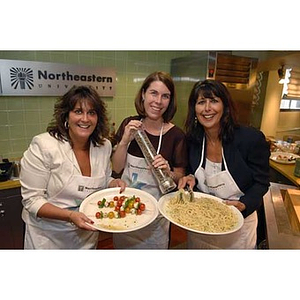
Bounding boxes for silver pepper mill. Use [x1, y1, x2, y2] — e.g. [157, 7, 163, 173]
[134, 127, 177, 194]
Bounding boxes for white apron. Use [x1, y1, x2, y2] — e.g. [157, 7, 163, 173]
[188, 138, 257, 249]
[113, 130, 170, 249]
[24, 173, 106, 249]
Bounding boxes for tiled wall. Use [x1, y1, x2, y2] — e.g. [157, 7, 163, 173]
[0, 50, 191, 159]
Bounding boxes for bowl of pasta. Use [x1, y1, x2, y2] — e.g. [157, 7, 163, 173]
[158, 190, 244, 235]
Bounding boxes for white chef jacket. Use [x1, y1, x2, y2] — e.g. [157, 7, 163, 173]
[20, 132, 115, 248]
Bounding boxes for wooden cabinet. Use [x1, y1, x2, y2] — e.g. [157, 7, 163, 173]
[0, 187, 24, 249]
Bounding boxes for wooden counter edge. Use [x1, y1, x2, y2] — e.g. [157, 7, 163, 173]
[0, 179, 21, 190]
[269, 159, 300, 187]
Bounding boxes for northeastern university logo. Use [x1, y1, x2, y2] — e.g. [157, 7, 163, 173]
[10, 67, 34, 90]
[0, 59, 116, 96]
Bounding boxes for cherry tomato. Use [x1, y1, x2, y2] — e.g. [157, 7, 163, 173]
[137, 209, 142, 215]
[135, 197, 140, 202]
[117, 200, 123, 207]
[120, 211, 126, 218]
[115, 206, 120, 211]
[109, 201, 115, 208]
[139, 203, 146, 211]
[120, 196, 126, 201]
[108, 211, 114, 219]
[95, 212, 101, 219]
[97, 200, 102, 206]
[113, 196, 119, 201]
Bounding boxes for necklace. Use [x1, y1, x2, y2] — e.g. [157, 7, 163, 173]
[205, 134, 222, 162]
[205, 134, 220, 147]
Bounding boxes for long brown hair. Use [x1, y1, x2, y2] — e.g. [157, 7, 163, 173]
[47, 85, 109, 146]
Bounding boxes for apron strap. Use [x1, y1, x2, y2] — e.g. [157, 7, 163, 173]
[201, 136, 226, 171]
[141, 118, 164, 155]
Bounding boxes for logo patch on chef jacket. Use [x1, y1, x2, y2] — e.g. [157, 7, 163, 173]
[78, 185, 84, 191]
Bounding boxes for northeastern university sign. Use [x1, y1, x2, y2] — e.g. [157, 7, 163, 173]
[0, 59, 116, 96]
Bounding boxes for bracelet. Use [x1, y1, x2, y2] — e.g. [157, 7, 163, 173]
[68, 211, 74, 223]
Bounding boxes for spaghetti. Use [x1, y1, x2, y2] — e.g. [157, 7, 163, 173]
[165, 193, 239, 233]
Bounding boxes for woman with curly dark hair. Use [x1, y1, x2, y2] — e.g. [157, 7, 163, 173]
[178, 80, 270, 249]
[20, 85, 126, 249]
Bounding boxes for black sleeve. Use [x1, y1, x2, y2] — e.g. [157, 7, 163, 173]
[170, 128, 188, 169]
[238, 130, 270, 218]
[186, 137, 203, 175]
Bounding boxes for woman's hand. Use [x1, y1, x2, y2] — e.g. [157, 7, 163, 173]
[119, 120, 142, 146]
[151, 155, 185, 184]
[108, 178, 127, 193]
[178, 174, 196, 190]
[224, 200, 246, 212]
[68, 211, 98, 231]
[112, 120, 142, 174]
[152, 154, 170, 171]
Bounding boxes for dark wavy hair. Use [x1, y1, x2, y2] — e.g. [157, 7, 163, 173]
[185, 79, 239, 143]
[47, 85, 109, 146]
[134, 71, 177, 122]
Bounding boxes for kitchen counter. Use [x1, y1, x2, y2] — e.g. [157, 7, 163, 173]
[0, 183, 24, 248]
[0, 179, 21, 190]
[264, 182, 300, 249]
[269, 159, 300, 187]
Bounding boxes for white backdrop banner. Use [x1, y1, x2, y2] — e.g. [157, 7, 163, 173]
[0, 59, 116, 96]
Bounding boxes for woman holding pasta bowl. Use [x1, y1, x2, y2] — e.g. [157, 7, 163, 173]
[173, 80, 270, 249]
[158, 189, 244, 235]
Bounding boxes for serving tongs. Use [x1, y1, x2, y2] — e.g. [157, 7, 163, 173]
[176, 186, 195, 203]
[186, 185, 195, 202]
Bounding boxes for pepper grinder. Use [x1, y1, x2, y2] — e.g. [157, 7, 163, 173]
[134, 127, 177, 194]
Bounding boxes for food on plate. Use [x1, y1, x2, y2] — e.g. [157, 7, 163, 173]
[79, 187, 159, 233]
[95, 195, 146, 219]
[165, 192, 239, 233]
[275, 154, 296, 162]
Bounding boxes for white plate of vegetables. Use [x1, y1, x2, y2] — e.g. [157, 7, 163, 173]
[79, 187, 158, 233]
